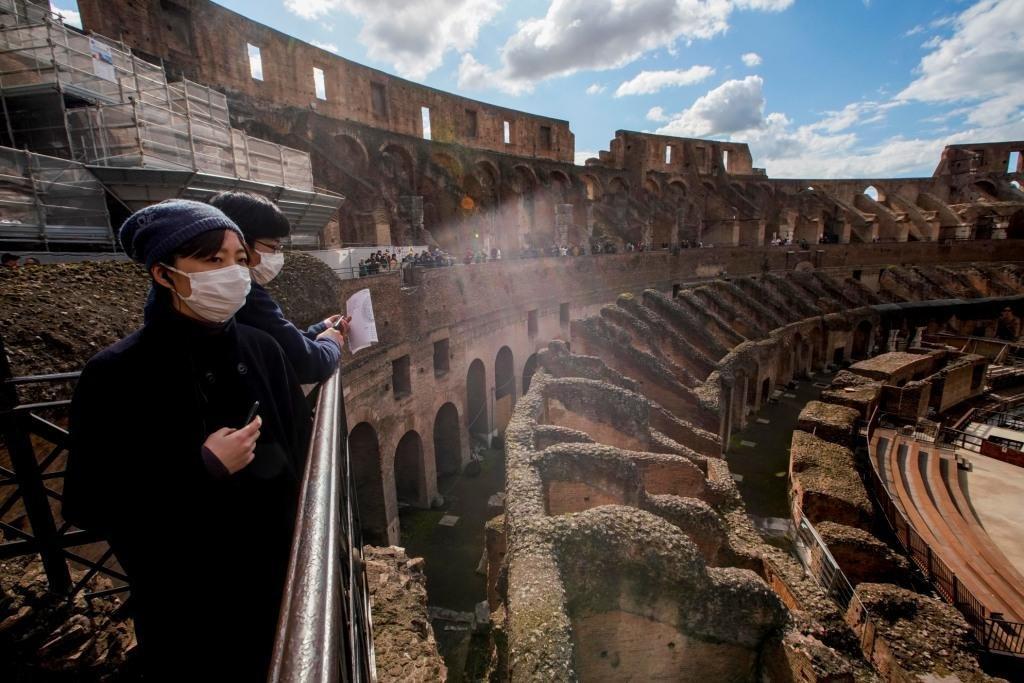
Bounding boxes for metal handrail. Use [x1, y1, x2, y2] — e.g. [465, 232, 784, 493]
[865, 415, 1024, 654]
[269, 366, 376, 682]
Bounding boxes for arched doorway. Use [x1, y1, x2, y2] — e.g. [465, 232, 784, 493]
[467, 359, 489, 440]
[522, 353, 538, 394]
[1008, 210, 1024, 240]
[494, 346, 515, 436]
[433, 403, 462, 478]
[349, 422, 387, 545]
[395, 430, 425, 507]
[852, 320, 873, 359]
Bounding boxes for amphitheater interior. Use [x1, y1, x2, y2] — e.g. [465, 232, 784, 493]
[1, 1, 1024, 682]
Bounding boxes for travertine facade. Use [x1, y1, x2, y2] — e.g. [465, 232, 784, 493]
[77, 1, 1024, 255]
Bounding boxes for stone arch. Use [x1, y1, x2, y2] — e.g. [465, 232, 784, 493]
[1011, 180, 1022, 192]
[394, 430, 426, 507]
[494, 346, 516, 436]
[730, 370, 748, 431]
[467, 358, 489, 439]
[349, 422, 387, 545]
[643, 175, 661, 198]
[864, 185, 883, 202]
[334, 133, 369, 175]
[474, 158, 500, 186]
[809, 327, 823, 370]
[973, 180, 998, 199]
[430, 151, 462, 182]
[793, 331, 805, 377]
[523, 353, 539, 394]
[745, 360, 760, 414]
[580, 174, 603, 201]
[668, 179, 687, 197]
[852, 319, 874, 359]
[376, 143, 416, 193]
[550, 169, 572, 190]
[608, 176, 629, 196]
[433, 402, 462, 478]
[512, 164, 539, 193]
[1008, 209, 1024, 240]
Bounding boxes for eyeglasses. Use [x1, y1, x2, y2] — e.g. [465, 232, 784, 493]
[254, 240, 285, 253]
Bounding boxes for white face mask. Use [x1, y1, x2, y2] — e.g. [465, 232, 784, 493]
[250, 250, 284, 285]
[162, 263, 252, 323]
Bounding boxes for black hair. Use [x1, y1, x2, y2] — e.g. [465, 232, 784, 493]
[166, 229, 249, 263]
[1, 252, 18, 263]
[208, 191, 290, 242]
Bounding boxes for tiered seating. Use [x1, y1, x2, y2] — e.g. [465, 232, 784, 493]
[871, 429, 1024, 621]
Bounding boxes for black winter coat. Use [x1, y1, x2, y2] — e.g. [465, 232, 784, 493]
[62, 304, 312, 681]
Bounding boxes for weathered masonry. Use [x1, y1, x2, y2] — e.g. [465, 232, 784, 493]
[71, 0, 1024, 255]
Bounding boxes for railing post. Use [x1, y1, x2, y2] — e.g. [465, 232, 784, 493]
[0, 336, 71, 594]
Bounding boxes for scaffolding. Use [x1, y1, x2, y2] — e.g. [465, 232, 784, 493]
[0, 145, 112, 247]
[0, 1, 339, 248]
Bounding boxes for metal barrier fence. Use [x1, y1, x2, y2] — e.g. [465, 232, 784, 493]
[269, 366, 376, 682]
[0, 358, 127, 598]
[864, 418, 1024, 655]
[2, 340, 376, 677]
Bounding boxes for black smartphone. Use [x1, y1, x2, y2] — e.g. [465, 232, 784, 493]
[244, 400, 260, 426]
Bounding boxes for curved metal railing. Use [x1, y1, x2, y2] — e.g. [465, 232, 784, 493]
[269, 366, 376, 682]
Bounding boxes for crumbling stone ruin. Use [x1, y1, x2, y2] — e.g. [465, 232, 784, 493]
[2, 1, 1024, 681]
[69, 0, 1024, 254]
[496, 264, 1024, 681]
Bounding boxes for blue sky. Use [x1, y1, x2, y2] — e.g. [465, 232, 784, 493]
[51, 0, 1023, 179]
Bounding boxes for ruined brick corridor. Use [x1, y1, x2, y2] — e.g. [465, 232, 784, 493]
[498, 264, 1024, 680]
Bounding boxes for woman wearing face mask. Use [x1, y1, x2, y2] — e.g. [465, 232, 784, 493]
[211, 191, 346, 384]
[62, 200, 312, 681]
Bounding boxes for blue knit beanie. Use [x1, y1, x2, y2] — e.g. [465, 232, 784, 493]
[119, 199, 245, 269]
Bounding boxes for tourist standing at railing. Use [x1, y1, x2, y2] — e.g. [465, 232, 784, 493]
[63, 200, 313, 682]
[207, 192, 347, 384]
[141, 193, 346, 384]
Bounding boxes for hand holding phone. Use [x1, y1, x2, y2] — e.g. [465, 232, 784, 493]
[244, 400, 260, 427]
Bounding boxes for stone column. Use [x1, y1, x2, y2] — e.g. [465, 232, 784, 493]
[554, 203, 573, 245]
[993, 217, 1009, 239]
[397, 195, 424, 244]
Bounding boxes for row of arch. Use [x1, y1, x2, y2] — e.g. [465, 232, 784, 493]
[723, 320, 876, 444]
[347, 346, 539, 544]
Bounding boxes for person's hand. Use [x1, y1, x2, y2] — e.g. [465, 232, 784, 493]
[322, 314, 343, 328]
[317, 315, 350, 350]
[204, 416, 261, 474]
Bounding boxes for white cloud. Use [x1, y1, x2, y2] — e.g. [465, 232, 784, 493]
[284, 0, 503, 80]
[741, 52, 762, 67]
[50, 3, 81, 28]
[806, 100, 902, 134]
[614, 66, 714, 96]
[586, 83, 606, 95]
[311, 40, 339, 53]
[574, 150, 598, 166]
[897, 0, 1024, 128]
[460, 0, 792, 94]
[646, 106, 669, 122]
[656, 75, 766, 137]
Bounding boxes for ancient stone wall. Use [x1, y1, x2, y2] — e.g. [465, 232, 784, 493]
[494, 262, 1024, 680]
[76, 0, 574, 164]
[77, 1, 1024, 254]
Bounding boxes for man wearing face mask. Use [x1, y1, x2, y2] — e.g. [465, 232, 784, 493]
[63, 200, 313, 681]
[208, 191, 347, 384]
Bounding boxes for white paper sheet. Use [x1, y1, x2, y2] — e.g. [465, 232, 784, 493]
[345, 288, 378, 353]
